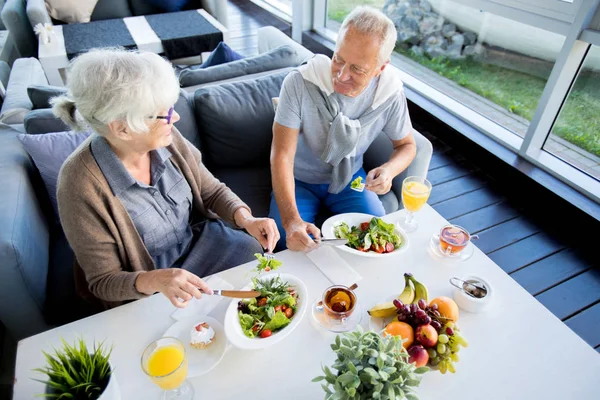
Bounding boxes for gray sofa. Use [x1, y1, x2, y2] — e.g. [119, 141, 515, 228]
[1, 0, 228, 58]
[0, 27, 432, 341]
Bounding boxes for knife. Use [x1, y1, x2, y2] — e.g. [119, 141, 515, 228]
[315, 238, 349, 246]
[211, 289, 261, 298]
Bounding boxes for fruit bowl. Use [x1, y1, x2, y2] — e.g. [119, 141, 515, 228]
[321, 213, 409, 258]
[223, 273, 308, 350]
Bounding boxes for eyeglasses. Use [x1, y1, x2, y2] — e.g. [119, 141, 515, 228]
[155, 106, 175, 125]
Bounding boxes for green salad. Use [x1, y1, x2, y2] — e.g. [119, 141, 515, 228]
[237, 276, 298, 339]
[350, 176, 365, 191]
[254, 253, 283, 273]
[334, 217, 402, 253]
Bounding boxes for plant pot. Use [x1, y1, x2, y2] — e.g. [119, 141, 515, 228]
[45, 361, 120, 400]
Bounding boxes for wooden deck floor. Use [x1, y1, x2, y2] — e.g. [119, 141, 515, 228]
[227, 0, 600, 354]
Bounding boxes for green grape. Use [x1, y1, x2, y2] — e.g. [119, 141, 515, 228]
[438, 334, 449, 344]
[440, 360, 448, 374]
[427, 348, 437, 359]
[450, 343, 460, 352]
[447, 361, 456, 373]
[455, 335, 468, 347]
[430, 358, 440, 366]
[446, 322, 455, 329]
[450, 353, 460, 362]
[437, 343, 447, 354]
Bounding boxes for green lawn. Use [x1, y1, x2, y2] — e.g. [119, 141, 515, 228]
[327, 1, 600, 157]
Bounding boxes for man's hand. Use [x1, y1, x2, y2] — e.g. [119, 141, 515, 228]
[285, 219, 321, 252]
[240, 217, 280, 253]
[366, 166, 393, 195]
[135, 269, 213, 309]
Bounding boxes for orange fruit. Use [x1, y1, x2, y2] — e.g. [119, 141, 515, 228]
[384, 321, 414, 349]
[429, 296, 460, 322]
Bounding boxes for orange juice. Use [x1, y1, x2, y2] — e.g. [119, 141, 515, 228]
[147, 345, 187, 390]
[402, 181, 430, 212]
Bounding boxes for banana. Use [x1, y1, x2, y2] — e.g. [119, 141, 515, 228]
[398, 274, 415, 304]
[367, 301, 397, 318]
[407, 273, 429, 304]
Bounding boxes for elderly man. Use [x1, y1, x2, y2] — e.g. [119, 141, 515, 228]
[269, 6, 417, 252]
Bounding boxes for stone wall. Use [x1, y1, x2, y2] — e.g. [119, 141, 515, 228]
[383, 0, 485, 59]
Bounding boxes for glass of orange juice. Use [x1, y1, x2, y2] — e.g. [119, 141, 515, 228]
[399, 176, 432, 233]
[141, 337, 194, 399]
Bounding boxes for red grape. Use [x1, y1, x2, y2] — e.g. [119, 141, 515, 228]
[418, 299, 427, 310]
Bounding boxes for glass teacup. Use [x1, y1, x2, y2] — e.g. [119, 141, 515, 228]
[438, 224, 477, 256]
[322, 285, 357, 321]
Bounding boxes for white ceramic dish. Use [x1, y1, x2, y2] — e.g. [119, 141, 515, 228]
[224, 273, 308, 350]
[162, 315, 227, 377]
[452, 275, 493, 313]
[321, 213, 409, 258]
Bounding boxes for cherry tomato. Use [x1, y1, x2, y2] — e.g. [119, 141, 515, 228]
[360, 222, 370, 231]
[252, 325, 260, 332]
[284, 307, 293, 318]
[257, 297, 267, 307]
[281, 305, 288, 311]
[260, 329, 272, 338]
[274, 305, 282, 312]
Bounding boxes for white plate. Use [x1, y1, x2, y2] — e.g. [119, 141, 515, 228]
[321, 213, 409, 258]
[223, 273, 308, 350]
[163, 316, 227, 378]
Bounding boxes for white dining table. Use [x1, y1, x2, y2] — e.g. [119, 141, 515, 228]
[13, 205, 600, 399]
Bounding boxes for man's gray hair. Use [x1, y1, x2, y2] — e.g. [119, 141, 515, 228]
[338, 6, 398, 65]
[51, 48, 180, 135]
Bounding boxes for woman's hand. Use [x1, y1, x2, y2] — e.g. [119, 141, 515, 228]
[234, 208, 280, 252]
[285, 219, 321, 252]
[135, 269, 213, 308]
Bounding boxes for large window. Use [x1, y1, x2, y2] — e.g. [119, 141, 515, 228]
[309, 0, 600, 201]
[545, 45, 600, 180]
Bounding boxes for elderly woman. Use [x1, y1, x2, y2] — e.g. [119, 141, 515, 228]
[54, 48, 279, 309]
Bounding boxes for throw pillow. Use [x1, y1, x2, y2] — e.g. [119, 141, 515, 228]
[179, 45, 301, 87]
[27, 85, 67, 110]
[90, 0, 133, 21]
[148, 0, 190, 12]
[45, 0, 100, 23]
[200, 42, 244, 68]
[24, 109, 71, 135]
[18, 131, 93, 223]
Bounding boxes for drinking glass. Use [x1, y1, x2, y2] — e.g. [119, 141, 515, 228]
[399, 176, 432, 233]
[141, 337, 194, 400]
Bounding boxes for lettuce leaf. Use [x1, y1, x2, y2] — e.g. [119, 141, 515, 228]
[263, 311, 290, 331]
[239, 311, 256, 338]
[282, 294, 296, 307]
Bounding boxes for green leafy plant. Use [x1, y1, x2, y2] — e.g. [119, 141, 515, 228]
[313, 327, 428, 400]
[34, 338, 113, 399]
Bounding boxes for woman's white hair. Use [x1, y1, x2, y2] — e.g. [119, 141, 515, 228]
[337, 6, 398, 66]
[51, 48, 180, 135]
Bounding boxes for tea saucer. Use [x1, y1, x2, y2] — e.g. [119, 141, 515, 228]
[428, 234, 474, 263]
[311, 300, 363, 333]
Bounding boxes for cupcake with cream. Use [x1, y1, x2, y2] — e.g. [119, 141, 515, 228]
[190, 321, 215, 349]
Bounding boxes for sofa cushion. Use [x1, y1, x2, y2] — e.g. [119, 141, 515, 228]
[91, 0, 133, 20]
[18, 131, 93, 223]
[0, 128, 51, 339]
[27, 85, 67, 110]
[129, 0, 202, 15]
[45, 0, 100, 23]
[173, 90, 201, 151]
[193, 69, 291, 169]
[211, 167, 272, 218]
[180, 45, 301, 88]
[0, 58, 48, 125]
[25, 109, 71, 134]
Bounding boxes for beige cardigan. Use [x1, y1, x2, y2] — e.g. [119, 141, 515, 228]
[57, 128, 250, 309]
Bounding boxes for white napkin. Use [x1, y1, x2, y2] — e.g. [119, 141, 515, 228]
[170, 275, 234, 321]
[306, 246, 362, 287]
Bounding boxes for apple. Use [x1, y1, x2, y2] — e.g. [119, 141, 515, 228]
[415, 324, 438, 348]
[407, 344, 429, 367]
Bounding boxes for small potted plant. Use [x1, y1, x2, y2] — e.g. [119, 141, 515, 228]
[34, 337, 119, 399]
[313, 327, 428, 400]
